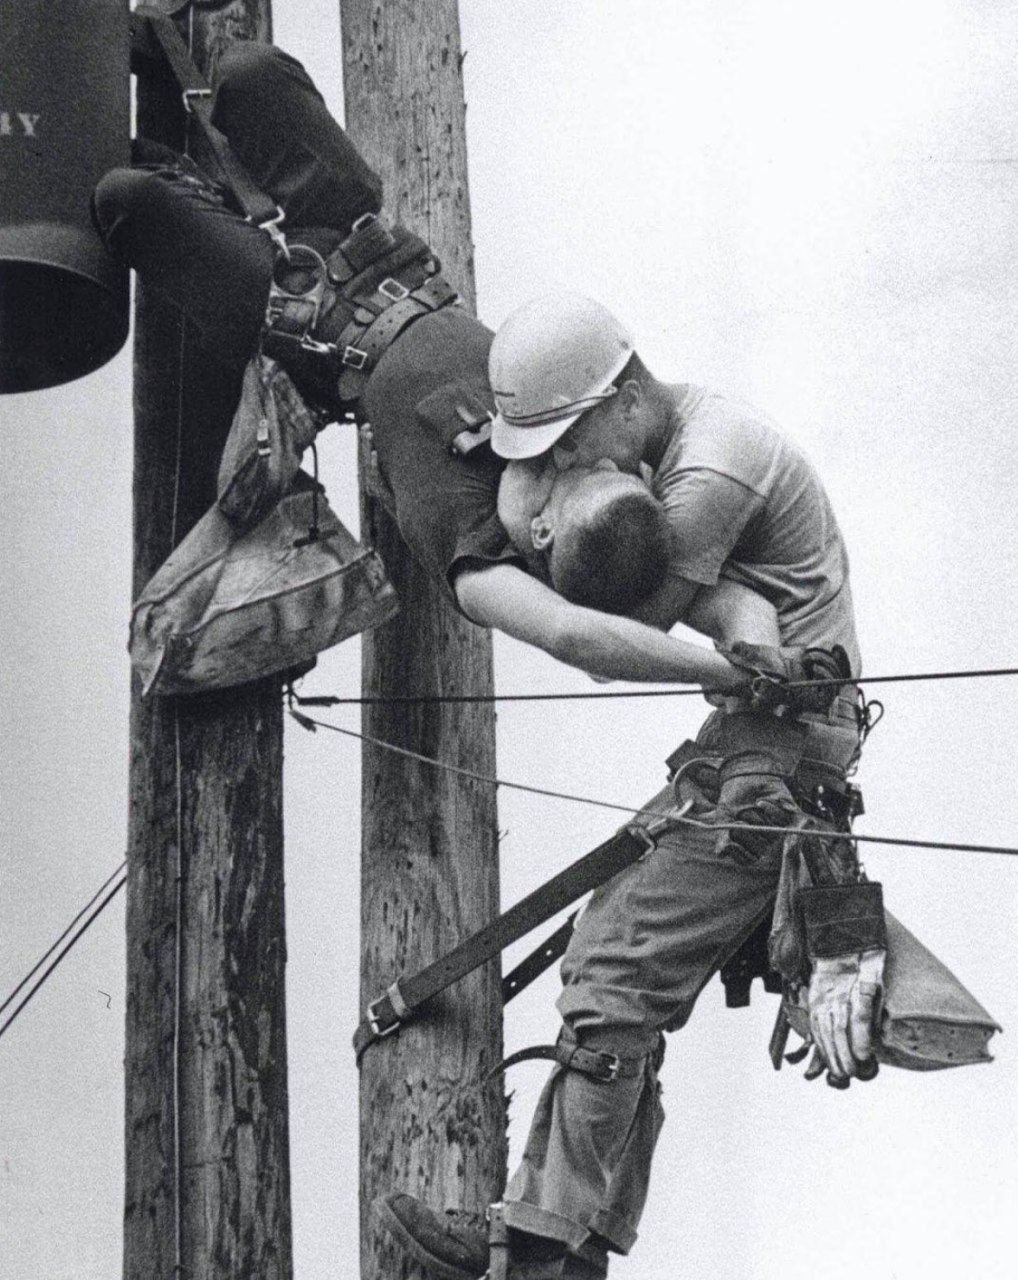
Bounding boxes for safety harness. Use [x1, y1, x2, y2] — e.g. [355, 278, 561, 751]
[349, 729, 869, 1083]
[132, 6, 460, 413]
[260, 222, 459, 408]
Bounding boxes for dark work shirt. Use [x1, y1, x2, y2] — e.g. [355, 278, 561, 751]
[363, 306, 525, 603]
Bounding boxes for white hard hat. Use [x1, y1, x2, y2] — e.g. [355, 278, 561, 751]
[489, 293, 635, 460]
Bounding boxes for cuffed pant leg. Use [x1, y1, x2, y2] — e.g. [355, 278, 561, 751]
[92, 167, 272, 362]
[589, 1039, 666, 1250]
[505, 776, 784, 1256]
[503, 1045, 663, 1256]
[211, 42, 382, 229]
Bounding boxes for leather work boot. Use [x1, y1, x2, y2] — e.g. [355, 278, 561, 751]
[374, 1193, 488, 1280]
[374, 1194, 608, 1280]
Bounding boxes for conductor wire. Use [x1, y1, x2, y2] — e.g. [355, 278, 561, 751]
[288, 664, 1018, 707]
[0, 876, 126, 1043]
[288, 705, 1018, 859]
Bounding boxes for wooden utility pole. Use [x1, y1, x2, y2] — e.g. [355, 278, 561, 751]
[125, 3, 293, 1278]
[340, 3, 508, 1277]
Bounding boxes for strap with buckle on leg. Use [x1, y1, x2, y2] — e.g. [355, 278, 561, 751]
[484, 1037, 644, 1085]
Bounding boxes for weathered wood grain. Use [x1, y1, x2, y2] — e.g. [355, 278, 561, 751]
[125, 4, 292, 1278]
[339, 3, 508, 1277]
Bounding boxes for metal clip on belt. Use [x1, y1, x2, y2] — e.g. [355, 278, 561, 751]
[261, 245, 460, 409]
[263, 244, 330, 349]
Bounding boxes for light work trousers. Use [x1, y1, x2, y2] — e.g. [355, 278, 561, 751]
[503, 707, 860, 1257]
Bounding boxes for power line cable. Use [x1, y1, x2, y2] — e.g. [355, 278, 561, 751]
[289, 706, 1018, 859]
[289, 664, 1018, 707]
[0, 876, 127, 1044]
[0, 859, 127, 1020]
[3, 680, 1011, 1049]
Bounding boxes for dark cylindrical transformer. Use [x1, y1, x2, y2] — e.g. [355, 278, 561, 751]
[0, 0, 130, 394]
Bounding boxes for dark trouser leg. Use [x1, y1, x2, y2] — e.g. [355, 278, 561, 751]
[93, 41, 383, 362]
[92, 167, 272, 365]
[210, 42, 382, 229]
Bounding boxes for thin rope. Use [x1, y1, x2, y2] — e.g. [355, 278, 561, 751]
[0, 860, 127, 1020]
[0, 877, 126, 1044]
[288, 707, 1018, 858]
[291, 664, 1018, 707]
[170, 15, 194, 1270]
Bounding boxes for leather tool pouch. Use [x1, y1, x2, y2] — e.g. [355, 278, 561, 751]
[130, 487, 399, 697]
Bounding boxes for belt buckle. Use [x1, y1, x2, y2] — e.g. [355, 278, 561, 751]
[366, 995, 399, 1040]
[601, 1052, 621, 1082]
[379, 277, 410, 302]
[181, 87, 212, 115]
[342, 345, 369, 370]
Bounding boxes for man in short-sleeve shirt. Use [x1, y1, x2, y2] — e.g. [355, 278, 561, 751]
[378, 295, 882, 1280]
[650, 384, 860, 670]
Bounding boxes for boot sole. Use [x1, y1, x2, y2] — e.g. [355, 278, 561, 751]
[374, 1196, 484, 1280]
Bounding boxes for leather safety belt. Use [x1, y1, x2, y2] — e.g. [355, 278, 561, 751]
[352, 814, 683, 1063]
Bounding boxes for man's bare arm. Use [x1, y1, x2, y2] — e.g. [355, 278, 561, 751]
[455, 562, 747, 689]
[684, 577, 781, 647]
[630, 573, 781, 647]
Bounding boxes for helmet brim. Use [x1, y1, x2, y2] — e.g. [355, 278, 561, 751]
[490, 411, 581, 461]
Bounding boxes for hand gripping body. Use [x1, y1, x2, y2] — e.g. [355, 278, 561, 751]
[707, 644, 857, 866]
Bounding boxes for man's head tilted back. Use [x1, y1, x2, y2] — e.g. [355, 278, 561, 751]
[490, 293, 674, 613]
[533, 466, 675, 614]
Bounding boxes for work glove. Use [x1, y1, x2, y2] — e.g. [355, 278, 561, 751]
[796, 881, 887, 1086]
[801, 949, 885, 1086]
[720, 642, 852, 716]
[713, 752, 801, 864]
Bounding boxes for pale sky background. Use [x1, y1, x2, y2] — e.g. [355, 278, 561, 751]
[2, 2, 1017, 1278]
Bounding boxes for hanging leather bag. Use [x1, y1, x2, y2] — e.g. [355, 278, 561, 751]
[130, 486, 398, 697]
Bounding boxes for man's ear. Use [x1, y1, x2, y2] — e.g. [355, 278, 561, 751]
[531, 513, 555, 552]
[617, 379, 642, 420]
